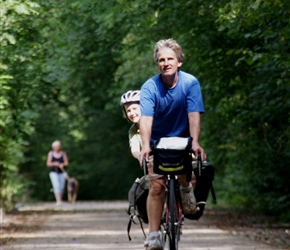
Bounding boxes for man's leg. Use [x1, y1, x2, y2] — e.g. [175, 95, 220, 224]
[178, 173, 197, 214]
[147, 178, 166, 232]
[145, 177, 166, 249]
[178, 172, 196, 188]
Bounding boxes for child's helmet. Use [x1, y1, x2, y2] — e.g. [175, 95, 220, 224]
[120, 90, 140, 106]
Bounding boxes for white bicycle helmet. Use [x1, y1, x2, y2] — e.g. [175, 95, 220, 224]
[120, 90, 140, 106]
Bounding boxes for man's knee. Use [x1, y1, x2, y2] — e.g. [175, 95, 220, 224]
[149, 179, 165, 197]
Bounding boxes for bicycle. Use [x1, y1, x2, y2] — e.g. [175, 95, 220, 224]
[143, 136, 201, 250]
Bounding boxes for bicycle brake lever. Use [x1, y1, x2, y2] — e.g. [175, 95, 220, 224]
[142, 157, 148, 176]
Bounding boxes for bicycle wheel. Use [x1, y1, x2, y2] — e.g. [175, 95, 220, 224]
[169, 178, 178, 250]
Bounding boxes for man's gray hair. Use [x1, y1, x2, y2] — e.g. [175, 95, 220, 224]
[154, 39, 184, 63]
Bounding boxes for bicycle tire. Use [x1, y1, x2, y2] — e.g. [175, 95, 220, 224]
[169, 178, 177, 250]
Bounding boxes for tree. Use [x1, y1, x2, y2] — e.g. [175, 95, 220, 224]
[0, 0, 50, 209]
[2, 0, 289, 218]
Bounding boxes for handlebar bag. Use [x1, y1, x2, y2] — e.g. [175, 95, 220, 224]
[153, 137, 192, 175]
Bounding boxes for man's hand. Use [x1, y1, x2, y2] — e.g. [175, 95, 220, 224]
[139, 145, 151, 167]
[192, 141, 206, 161]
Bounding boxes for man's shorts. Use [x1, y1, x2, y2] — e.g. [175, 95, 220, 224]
[146, 155, 164, 181]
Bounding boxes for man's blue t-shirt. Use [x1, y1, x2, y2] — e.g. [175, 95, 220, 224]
[140, 71, 204, 144]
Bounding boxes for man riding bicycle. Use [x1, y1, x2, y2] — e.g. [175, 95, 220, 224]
[139, 39, 206, 250]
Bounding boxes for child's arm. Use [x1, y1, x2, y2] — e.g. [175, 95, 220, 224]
[130, 139, 141, 160]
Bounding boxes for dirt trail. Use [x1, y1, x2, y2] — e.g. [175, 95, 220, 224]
[1, 201, 282, 250]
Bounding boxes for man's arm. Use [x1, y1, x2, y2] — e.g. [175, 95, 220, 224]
[139, 116, 153, 164]
[188, 112, 206, 161]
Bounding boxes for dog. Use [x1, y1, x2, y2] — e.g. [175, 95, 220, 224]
[67, 176, 79, 204]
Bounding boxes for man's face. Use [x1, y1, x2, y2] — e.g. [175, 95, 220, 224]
[157, 47, 182, 76]
[124, 103, 141, 123]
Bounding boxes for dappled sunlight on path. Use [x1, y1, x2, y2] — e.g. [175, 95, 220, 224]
[2, 202, 274, 250]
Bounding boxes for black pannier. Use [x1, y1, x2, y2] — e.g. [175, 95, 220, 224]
[185, 160, 216, 220]
[127, 176, 149, 240]
[153, 137, 192, 175]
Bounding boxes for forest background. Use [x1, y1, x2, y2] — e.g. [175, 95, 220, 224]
[1, 0, 289, 219]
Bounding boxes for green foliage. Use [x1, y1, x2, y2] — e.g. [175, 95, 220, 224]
[0, 0, 46, 209]
[203, 0, 290, 215]
[1, 0, 289, 218]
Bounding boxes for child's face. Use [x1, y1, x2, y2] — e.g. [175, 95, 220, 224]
[124, 103, 141, 124]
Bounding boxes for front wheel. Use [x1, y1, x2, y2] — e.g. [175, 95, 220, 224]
[169, 178, 178, 250]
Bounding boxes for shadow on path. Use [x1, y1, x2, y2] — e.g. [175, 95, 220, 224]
[2, 201, 276, 250]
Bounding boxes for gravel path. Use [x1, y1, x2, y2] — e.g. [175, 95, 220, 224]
[1, 201, 278, 250]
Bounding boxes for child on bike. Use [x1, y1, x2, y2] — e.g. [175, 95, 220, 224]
[120, 90, 162, 180]
[121, 90, 163, 247]
[120, 90, 142, 160]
